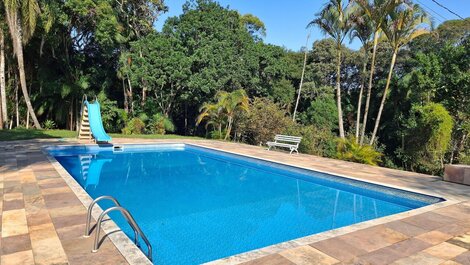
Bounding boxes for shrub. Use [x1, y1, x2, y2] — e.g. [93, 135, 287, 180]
[148, 113, 175, 135]
[122, 118, 145, 135]
[336, 137, 382, 166]
[405, 103, 453, 174]
[43, 120, 56, 130]
[209, 129, 227, 140]
[97, 92, 126, 133]
[283, 125, 336, 157]
[236, 97, 294, 145]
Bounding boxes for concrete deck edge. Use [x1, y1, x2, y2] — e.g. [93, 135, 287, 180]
[42, 146, 152, 265]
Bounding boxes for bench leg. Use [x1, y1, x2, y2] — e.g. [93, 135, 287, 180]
[290, 148, 298, 154]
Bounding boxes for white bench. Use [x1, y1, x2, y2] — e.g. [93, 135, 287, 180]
[267, 134, 302, 154]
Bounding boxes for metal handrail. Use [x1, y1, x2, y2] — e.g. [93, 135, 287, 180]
[93, 206, 153, 262]
[84, 195, 121, 237]
[84, 196, 153, 262]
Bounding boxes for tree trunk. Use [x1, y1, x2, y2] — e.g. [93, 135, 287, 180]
[0, 29, 7, 128]
[355, 56, 368, 142]
[293, 32, 310, 121]
[360, 32, 379, 145]
[15, 81, 19, 127]
[126, 75, 133, 113]
[370, 50, 398, 145]
[336, 46, 345, 138]
[122, 78, 128, 113]
[224, 115, 233, 140]
[5, 8, 41, 129]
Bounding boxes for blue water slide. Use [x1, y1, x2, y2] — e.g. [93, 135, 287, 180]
[85, 100, 112, 142]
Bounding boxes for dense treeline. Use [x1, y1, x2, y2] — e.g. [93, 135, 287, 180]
[0, 0, 468, 175]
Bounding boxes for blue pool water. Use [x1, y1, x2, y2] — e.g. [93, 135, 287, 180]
[49, 144, 442, 264]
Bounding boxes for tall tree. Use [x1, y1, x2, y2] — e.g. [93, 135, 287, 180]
[369, 2, 430, 144]
[354, 0, 399, 145]
[3, 0, 41, 128]
[0, 25, 6, 128]
[349, 7, 374, 142]
[309, 0, 352, 138]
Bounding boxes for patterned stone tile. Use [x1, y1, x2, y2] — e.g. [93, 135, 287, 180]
[280, 245, 339, 265]
[240, 254, 295, 265]
[384, 220, 428, 237]
[3, 193, 23, 201]
[1, 234, 32, 255]
[423, 242, 467, 260]
[387, 238, 432, 256]
[29, 223, 68, 265]
[440, 261, 462, 265]
[391, 252, 444, 265]
[453, 251, 470, 264]
[357, 246, 404, 265]
[448, 234, 470, 249]
[41, 186, 72, 195]
[51, 214, 87, 229]
[48, 205, 87, 219]
[416, 230, 454, 245]
[43, 192, 83, 209]
[311, 236, 367, 262]
[2, 199, 25, 211]
[438, 223, 470, 237]
[2, 209, 28, 237]
[1, 250, 34, 265]
[402, 212, 457, 231]
[339, 225, 408, 252]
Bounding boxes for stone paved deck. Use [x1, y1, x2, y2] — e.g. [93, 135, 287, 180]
[1, 138, 470, 265]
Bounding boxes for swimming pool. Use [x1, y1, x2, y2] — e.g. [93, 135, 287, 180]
[48, 144, 443, 264]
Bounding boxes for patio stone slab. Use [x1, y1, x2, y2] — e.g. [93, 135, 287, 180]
[280, 245, 339, 265]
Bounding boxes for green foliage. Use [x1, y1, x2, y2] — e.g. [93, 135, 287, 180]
[97, 93, 127, 133]
[42, 120, 56, 130]
[284, 125, 336, 157]
[404, 103, 453, 174]
[299, 95, 338, 130]
[336, 137, 382, 166]
[237, 97, 294, 145]
[122, 118, 146, 135]
[197, 89, 249, 140]
[148, 113, 175, 135]
[270, 78, 295, 108]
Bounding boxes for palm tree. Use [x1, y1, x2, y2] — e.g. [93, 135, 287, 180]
[349, 7, 374, 142]
[354, 0, 400, 145]
[217, 89, 249, 140]
[369, 2, 430, 144]
[309, 0, 352, 139]
[196, 89, 249, 140]
[2, 0, 41, 128]
[196, 101, 225, 138]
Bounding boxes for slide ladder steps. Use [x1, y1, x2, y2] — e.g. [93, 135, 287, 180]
[79, 105, 93, 140]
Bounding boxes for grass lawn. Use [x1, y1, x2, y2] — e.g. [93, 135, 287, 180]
[0, 128, 202, 141]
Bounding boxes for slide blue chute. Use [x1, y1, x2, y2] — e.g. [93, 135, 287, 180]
[85, 101, 112, 142]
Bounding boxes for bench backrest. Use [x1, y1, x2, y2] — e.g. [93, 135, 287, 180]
[274, 134, 302, 144]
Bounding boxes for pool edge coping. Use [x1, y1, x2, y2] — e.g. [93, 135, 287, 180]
[42, 147, 153, 265]
[42, 141, 462, 265]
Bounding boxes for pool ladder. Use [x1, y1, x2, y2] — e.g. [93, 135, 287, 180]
[84, 196, 153, 262]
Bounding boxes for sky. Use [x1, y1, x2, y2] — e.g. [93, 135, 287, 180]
[154, 0, 470, 51]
